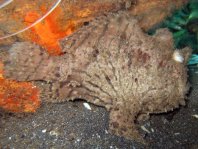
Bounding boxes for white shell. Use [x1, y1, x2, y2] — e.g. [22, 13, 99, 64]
[83, 102, 92, 110]
[192, 114, 198, 119]
[140, 125, 150, 133]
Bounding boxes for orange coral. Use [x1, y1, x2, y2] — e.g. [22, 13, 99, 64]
[0, 5, 85, 113]
[0, 5, 77, 113]
[0, 62, 40, 113]
[24, 6, 76, 55]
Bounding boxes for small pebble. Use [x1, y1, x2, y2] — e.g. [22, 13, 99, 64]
[105, 130, 109, 134]
[49, 130, 59, 137]
[42, 129, 47, 133]
[174, 132, 180, 135]
[83, 102, 92, 110]
[192, 114, 198, 119]
[141, 125, 150, 133]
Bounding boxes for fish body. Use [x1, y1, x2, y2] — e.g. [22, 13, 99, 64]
[1, 11, 191, 142]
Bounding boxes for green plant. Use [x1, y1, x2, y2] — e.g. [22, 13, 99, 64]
[165, 0, 198, 51]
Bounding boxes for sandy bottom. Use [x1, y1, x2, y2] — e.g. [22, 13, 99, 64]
[0, 77, 198, 149]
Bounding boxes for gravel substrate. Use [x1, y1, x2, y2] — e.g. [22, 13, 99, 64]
[0, 82, 198, 149]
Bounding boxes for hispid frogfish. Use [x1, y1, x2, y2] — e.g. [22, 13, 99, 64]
[0, 11, 191, 143]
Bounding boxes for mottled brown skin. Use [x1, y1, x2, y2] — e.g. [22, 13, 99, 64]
[1, 12, 191, 143]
